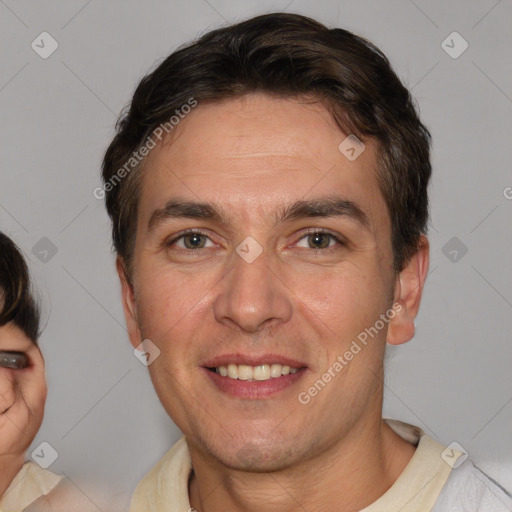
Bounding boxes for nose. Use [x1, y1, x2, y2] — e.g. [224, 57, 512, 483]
[213, 246, 293, 333]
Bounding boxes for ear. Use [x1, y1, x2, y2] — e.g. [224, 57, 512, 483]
[386, 235, 429, 346]
[116, 257, 143, 350]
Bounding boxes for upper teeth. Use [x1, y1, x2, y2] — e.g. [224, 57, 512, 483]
[215, 364, 298, 381]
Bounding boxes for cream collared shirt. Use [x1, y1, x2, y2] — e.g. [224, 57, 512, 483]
[0, 462, 62, 512]
[130, 419, 463, 511]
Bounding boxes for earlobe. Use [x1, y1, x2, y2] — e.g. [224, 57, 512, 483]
[116, 257, 143, 349]
[386, 235, 429, 346]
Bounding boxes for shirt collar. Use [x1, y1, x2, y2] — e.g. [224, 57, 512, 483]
[130, 419, 461, 512]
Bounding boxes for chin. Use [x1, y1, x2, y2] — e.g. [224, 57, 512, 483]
[198, 432, 302, 473]
[232, 442, 297, 472]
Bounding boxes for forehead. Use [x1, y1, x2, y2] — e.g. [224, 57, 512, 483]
[137, 93, 387, 230]
[0, 322, 33, 350]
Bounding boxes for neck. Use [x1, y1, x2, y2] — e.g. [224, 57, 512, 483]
[0, 454, 25, 498]
[188, 418, 416, 512]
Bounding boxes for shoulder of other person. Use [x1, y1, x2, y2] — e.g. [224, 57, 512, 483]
[433, 459, 512, 512]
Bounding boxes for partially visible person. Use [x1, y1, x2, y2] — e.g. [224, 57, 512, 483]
[0, 232, 128, 511]
[0, 231, 61, 511]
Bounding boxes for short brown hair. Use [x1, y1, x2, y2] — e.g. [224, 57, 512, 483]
[102, 12, 431, 277]
[0, 232, 40, 343]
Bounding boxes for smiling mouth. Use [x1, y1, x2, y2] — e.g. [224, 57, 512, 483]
[207, 363, 300, 381]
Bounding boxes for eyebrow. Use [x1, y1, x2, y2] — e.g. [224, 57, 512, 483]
[147, 195, 370, 233]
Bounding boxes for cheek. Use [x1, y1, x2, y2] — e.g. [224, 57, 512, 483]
[297, 266, 389, 341]
[135, 266, 210, 346]
[0, 370, 16, 410]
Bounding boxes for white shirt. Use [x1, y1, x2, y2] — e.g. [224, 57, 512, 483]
[130, 419, 512, 511]
[432, 460, 512, 511]
[0, 462, 61, 512]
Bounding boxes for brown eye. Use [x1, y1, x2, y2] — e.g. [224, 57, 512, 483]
[307, 233, 332, 249]
[296, 231, 341, 250]
[167, 230, 215, 250]
[182, 233, 207, 249]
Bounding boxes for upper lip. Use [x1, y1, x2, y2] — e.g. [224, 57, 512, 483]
[202, 353, 307, 368]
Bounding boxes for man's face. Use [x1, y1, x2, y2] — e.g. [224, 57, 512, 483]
[123, 93, 400, 470]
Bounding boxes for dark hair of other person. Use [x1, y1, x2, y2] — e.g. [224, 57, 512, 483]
[102, 12, 431, 281]
[0, 232, 40, 344]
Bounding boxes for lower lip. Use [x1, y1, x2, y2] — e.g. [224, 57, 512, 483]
[203, 367, 306, 399]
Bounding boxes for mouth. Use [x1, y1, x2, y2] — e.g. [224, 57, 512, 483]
[202, 355, 307, 398]
[207, 363, 299, 381]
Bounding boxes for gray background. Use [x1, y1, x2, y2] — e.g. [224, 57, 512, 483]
[1, 0, 511, 507]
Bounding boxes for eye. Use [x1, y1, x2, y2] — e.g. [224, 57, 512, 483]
[295, 230, 343, 250]
[165, 229, 343, 252]
[167, 230, 216, 250]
